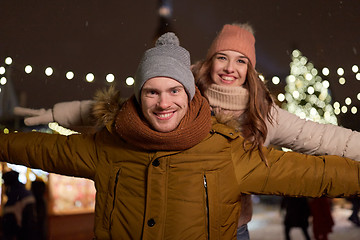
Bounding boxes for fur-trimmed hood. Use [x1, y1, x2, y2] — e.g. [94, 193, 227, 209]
[92, 85, 126, 129]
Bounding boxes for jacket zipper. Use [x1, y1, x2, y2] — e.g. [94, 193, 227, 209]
[109, 169, 121, 232]
[204, 175, 210, 240]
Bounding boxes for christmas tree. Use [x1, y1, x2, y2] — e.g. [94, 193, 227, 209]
[281, 49, 338, 125]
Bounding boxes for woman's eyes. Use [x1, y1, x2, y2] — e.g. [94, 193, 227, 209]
[217, 56, 227, 60]
[216, 56, 247, 64]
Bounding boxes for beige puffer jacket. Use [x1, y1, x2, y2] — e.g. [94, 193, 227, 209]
[266, 105, 360, 161]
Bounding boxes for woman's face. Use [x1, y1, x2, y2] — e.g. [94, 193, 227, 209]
[210, 50, 249, 87]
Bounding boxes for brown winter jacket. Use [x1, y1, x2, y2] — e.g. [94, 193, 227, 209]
[0, 117, 359, 239]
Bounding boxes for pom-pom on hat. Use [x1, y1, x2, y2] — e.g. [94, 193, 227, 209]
[206, 24, 256, 67]
[134, 32, 195, 102]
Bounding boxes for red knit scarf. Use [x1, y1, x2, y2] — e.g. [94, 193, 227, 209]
[115, 88, 212, 151]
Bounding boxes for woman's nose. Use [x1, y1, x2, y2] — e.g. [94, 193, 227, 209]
[224, 61, 234, 72]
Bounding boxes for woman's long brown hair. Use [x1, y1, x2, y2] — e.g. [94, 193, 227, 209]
[193, 57, 275, 165]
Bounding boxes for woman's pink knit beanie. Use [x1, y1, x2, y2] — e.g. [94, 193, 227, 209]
[206, 24, 256, 67]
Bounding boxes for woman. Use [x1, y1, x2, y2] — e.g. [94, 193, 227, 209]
[192, 23, 360, 239]
[14, 24, 360, 239]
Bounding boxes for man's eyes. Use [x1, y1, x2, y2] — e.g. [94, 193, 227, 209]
[171, 89, 179, 94]
[145, 90, 158, 96]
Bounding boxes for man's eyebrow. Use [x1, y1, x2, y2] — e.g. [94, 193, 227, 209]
[142, 85, 184, 92]
[142, 87, 157, 92]
[170, 85, 184, 90]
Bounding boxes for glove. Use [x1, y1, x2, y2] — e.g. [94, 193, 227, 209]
[13, 107, 54, 126]
[14, 100, 94, 127]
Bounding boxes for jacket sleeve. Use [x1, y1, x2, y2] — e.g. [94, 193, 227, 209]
[265, 104, 360, 161]
[53, 100, 95, 127]
[232, 137, 360, 198]
[0, 132, 97, 180]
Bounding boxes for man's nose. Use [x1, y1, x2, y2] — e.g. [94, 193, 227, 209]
[158, 94, 171, 109]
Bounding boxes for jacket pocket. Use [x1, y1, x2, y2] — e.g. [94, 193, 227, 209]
[103, 167, 121, 230]
[203, 171, 220, 239]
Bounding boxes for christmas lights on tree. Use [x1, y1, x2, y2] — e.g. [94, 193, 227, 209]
[281, 50, 338, 125]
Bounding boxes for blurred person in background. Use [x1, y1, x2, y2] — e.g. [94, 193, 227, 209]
[31, 179, 48, 240]
[281, 197, 311, 240]
[1, 171, 36, 240]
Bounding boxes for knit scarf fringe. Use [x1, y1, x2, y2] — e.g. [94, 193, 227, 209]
[115, 88, 212, 151]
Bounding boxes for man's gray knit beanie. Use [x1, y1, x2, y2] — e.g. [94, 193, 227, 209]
[134, 32, 195, 102]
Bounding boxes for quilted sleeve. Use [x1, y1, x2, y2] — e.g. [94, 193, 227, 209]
[0, 132, 97, 180]
[231, 138, 360, 198]
[265, 105, 360, 161]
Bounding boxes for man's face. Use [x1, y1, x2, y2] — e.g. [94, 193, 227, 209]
[141, 77, 189, 132]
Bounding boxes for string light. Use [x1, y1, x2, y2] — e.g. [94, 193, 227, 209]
[322, 80, 330, 88]
[351, 106, 357, 114]
[337, 67, 344, 76]
[86, 73, 95, 82]
[352, 65, 359, 73]
[5, 57, 12, 65]
[277, 93, 285, 102]
[307, 86, 315, 94]
[333, 102, 340, 109]
[0, 77, 7, 85]
[106, 73, 115, 83]
[356, 73, 360, 80]
[45, 67, 53, 76]
[341, 106, 347, 113]
[0, 56, 136, 88]
[338, 77, 346, 85]
[25, 65, 32, 74]
[322, 67, 330, 76]
[66, 71, 74, 80]
[345, 97, 352, 105]
[272, 76, 280, 85]
[0, 66, 5, 75]
[126, 76, 135, 86]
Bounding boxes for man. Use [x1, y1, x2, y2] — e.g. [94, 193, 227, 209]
[1, 33, 360, 239]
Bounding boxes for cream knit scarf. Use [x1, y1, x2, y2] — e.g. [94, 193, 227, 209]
[204, 84, 249, 111]
[115, 88, 212, 151]
[205, 84, 249, 130]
